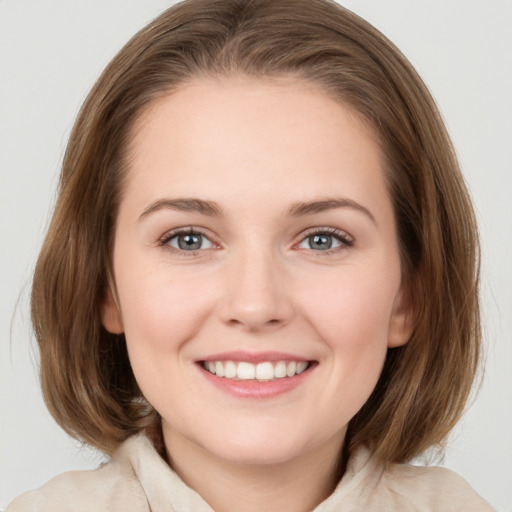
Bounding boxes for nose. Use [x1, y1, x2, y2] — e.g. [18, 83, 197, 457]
[217, 248, 294, 332]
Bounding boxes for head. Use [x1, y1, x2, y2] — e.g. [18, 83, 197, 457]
[32, 0, 480, 464]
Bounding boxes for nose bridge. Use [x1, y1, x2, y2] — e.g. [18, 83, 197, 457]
[220, 239, 293, 330]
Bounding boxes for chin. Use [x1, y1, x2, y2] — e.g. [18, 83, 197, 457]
[200, 425, 326, 467]
[212, 441, 305, 466]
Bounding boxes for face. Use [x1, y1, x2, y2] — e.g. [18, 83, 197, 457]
[103, 77, 413, 469]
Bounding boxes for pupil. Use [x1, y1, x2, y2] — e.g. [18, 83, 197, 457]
[179, 233, 201, 250]
[310, 234, 332, 250]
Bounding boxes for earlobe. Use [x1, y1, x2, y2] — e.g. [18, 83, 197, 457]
[101, 287, 124, 334]
[387, 285, 416, 348]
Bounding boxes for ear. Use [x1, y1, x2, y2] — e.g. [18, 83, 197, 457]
[101, 287, 124, 334]
[387, 283, 416, 348]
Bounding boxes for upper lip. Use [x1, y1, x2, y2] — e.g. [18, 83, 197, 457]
[198, 351, 313, 364]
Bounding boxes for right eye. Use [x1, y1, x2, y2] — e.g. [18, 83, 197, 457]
[163, 230, 214, 252]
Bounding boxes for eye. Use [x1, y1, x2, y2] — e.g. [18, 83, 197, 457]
[296, 228, 353, 251]
[163, 230, 214, 251]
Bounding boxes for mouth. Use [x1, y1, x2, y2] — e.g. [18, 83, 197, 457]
[200, 360, 313, 382]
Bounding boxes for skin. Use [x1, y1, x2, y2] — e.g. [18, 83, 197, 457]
[102, 76, 414, 512]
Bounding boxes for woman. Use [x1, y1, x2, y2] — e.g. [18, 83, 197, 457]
[7, 0, 496, 510]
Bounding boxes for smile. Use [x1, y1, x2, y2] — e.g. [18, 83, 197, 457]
[201, 360, 310, 381]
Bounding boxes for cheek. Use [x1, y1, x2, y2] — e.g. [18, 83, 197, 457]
[299, 267, 399, 347]
[115, 264, 217, 354]
[115, 268, 219, 408]
[297, 265, 399, 403]
[285, 269, 398, 434]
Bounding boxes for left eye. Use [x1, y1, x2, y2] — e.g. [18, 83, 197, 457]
[297, 233, 346, 251]
[166, 232, 214, 251]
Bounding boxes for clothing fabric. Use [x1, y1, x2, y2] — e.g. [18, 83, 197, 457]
[8, 433, 495, 511]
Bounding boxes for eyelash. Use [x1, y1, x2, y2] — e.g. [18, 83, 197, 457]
[158, 227, 216, 254]
[158, 226, 354, 256]
[294, 227, 354, 255]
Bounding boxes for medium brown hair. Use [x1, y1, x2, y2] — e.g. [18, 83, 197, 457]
[32, 0, 481, 463]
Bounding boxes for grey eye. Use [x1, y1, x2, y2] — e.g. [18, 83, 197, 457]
[299, 234, 343, 251]
[168, 232, 213, 251]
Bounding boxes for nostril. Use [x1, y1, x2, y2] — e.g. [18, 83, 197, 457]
[218, 288, 294, 331]
[227, 317, 281, 329]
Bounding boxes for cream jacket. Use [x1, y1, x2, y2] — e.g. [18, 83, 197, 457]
[8, 433, 495, 511]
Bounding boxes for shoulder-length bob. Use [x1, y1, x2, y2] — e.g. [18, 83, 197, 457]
[32, 0, 480, 463]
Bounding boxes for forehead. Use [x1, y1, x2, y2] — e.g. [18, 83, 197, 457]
[129, 75, 380, 158]
[123, 76, 389, 217]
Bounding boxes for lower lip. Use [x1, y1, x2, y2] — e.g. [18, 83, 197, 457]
[198, 364, 315, 399]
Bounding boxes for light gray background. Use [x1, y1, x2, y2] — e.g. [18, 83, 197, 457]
[1, 1, 511, 510]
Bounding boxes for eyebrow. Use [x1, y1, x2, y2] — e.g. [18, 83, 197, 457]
[139, 198, 221, 220]
[139, 196, 375, 224]
[288, 198, 376, 224]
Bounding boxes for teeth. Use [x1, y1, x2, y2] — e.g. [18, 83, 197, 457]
[224, 361, 237, 379]
[274, 361, 287, 378]
[237, 362, 256, 380]
[203, 360, 310, 381]
[256, 362, 274, 380]
[286, 361, 297, 377]
[215, 361, 225, 377]
[296, 361, 308, 374]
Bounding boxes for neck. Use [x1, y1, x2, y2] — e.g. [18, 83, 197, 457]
[163, 427, 346, 512]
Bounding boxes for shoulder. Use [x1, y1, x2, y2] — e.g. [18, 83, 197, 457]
[377, 461, 496, 511]
[313, 449, 496, 512]
[6, 442, 149, 512]
[7, 433, 211, 512]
